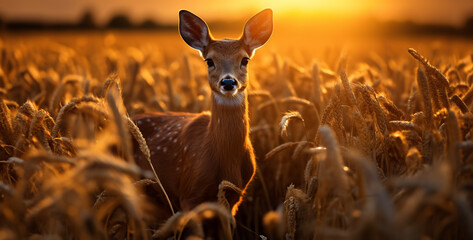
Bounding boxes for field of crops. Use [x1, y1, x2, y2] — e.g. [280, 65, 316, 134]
[1, 31, 473, 239]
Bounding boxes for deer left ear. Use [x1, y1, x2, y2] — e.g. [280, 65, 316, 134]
[241, 9, 273, 54]
[179, 10, 212, 52]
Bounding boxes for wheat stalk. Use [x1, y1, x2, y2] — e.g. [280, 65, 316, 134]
[408, 48, 450, 109]
[28, 109, 53, 153]
[338, 59, 357, 107]
[101, 72, 121, 98]
[316, 125, 349, 200]
[416, 68, 433, 128]
[126, 116, 175, 215]
[52, 96, 100, 138]
[217, 180, 243, 211]
[285, 187, 298, 240]
[389, 121, 421, 132]
[154, 203, 233, 240]
[461, 83, 473, 107]
[106, 91, 133, 164]
[446, 110, 461, 180]
[0, 98, 14, 145]
[377, 95, 405, 120]
[315, 91, 339, 145]
[49, 75, 83, 113]
[280, 111, 309, 140]
[265, 141, 314, 160]
[352, 108, 374, 157]
[450, 95, 469, 113]
[406, 84, 418, 117]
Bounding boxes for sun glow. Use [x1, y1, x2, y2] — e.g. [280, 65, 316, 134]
[256, 0, 375, 19]
[241, 0, 379, 39]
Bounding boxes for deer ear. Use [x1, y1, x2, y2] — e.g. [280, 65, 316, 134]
[242, 9, 273, 53]
[179, 10, 211, 52]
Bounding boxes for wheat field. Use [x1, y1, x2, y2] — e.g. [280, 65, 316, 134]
[0, 31, 473, 239]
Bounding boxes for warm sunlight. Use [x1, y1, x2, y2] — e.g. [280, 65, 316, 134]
[2, 0, 473, 239]
[2, 0, 473, 27]
[256, 0, 375, 18]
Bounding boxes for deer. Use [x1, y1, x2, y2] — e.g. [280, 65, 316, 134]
[132, 9, 273, 223]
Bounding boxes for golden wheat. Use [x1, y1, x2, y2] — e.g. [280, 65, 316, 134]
[1, 33, 473, 240]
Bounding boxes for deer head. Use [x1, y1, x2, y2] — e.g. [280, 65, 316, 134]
[179, 9, 273, 105]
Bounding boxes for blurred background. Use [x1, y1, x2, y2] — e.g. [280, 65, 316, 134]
[1, 0, 473, 38]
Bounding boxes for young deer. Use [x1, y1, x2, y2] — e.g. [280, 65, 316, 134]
[133, 9, 273, 221]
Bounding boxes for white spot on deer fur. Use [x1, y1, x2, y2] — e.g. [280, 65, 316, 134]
[137, 120, 142, 125]
[178, 159, 182, 162]
[218, 118, 220, 124]
[192, 153, 196, 157]
[156, 146, 161, 151]
[146, 118, 151, 123]
[177, 123, 181, 127]
[163, 147, 167, 153]
[155, 134, 160, 139]
[176, 167, 180, 171]
[184, 146, 188, 152]
[173, 138, 177, 143]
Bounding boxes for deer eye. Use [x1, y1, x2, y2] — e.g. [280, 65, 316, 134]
[241, 57, 250, 67]
[205, 58, 215, 68]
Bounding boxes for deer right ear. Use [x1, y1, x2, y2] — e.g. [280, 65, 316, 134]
[179, 10, 211, 52]
[242, 9, 273, 54]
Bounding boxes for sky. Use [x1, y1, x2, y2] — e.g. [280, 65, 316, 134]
[1, 0, 473, 27]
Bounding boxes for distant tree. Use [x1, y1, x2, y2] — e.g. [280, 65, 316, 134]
[140, 19, 158, 29]
[106, 14, 132, 29]
[77, 10, 96, 29]
[464, 16, 473, 35]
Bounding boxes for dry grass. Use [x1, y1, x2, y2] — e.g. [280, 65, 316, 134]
[1, 32, 473, 240]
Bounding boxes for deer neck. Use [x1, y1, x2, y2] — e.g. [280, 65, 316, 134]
[208, 92, 250, 160]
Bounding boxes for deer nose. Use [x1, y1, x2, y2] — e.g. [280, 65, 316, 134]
[220, 79, 237, 91]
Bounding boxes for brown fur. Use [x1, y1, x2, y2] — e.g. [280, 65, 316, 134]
[204, 39, 250, 94]
[133, 91, 255, 222]
[132, 8, 271, 224]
